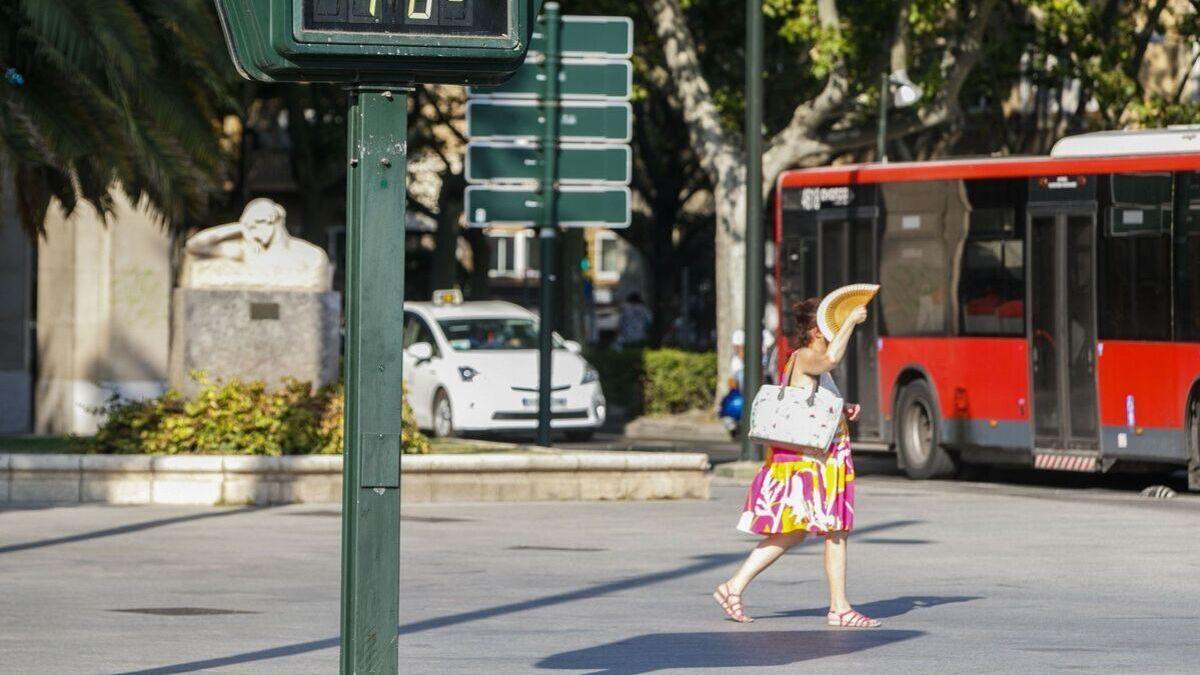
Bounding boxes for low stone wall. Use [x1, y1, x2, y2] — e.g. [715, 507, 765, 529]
[0, 450, 710, 505]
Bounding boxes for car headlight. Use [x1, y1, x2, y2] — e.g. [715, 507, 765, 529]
[458, 366, 479, 382]
[581, 365, 599, 385]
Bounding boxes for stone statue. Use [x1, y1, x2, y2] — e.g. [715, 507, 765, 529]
[181, 198, 332, 292]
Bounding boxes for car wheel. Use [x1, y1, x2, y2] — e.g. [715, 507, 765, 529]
[565, 429, 595, 442]
[432, 390, 455, 439]
[895, 380, 957, 480]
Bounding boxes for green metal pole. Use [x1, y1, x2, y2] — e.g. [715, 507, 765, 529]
[340, 86, 405, 675]
[537, 2, 561, 447]
[877, 72, 888, 162]
[740, 0, 764, 462]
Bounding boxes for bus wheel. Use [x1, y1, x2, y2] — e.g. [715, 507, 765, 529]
[1188, 394, 1200, 492]
[895, 380, 957, 480]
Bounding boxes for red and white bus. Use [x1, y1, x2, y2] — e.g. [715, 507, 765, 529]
[774, 129, 1200, 488]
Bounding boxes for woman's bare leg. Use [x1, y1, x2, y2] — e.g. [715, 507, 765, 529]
[824, 531, 851, 612]
[725, 530, 808, 595]
[823, 531, 880, 627]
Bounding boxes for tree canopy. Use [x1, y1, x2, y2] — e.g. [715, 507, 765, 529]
[0, 0, 235, 233]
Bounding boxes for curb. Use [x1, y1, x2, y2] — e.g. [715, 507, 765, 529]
[0, 448, 711, 506]
[624, 417, 731, 443]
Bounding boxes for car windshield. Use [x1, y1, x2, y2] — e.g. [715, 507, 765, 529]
[439, 318, 558, 351]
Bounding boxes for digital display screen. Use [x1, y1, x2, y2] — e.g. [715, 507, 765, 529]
[303, 0, 509, 36]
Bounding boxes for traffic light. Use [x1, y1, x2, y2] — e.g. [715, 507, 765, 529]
[214, 0, 539, 84]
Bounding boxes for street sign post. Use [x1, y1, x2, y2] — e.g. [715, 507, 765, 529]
[536, 4, 562, 448]
[466, 99, 632, 142]
[466, 142, 631, 184]
[464, 7, 631, 446]
[466, 185, 631, 227]
[212, 1, 540, 673]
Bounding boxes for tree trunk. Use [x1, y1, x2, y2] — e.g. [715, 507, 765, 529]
[713, 167, 746, 397]
[463, 228, 490, 300]
[431, 170, 464, 291]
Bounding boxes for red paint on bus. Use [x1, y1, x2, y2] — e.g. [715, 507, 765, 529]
[1096, 341, 1200, 429]
[777, 154, 1200, 189]
[876, 337, 1028, 422]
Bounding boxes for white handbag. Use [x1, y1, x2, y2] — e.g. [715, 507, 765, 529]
[747, 356, 844, 453]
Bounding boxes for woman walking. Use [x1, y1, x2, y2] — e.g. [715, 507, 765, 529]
[714, 297, 880, 628]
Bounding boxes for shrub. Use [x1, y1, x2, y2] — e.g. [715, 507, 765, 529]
[89, 373, 429, 455]
[586, 348, 645, 416]
[585, 348, 717, 417]
[642, 349, 718, 415]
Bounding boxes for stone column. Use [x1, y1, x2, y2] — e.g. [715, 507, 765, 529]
[36, 191, 171, 434]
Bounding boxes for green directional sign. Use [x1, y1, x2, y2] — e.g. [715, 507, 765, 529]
[466, 185, 631, 228]
[467, 100, 632, 142]
[466, 142, 631, 184]
[470, 58, 632, 99]
[529, 15, 633, 58]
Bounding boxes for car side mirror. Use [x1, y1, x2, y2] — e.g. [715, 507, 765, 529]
[563, 340, 583, 354]
[407, 342, 434, 362]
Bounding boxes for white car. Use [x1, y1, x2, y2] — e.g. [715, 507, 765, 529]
[402, 299, 606, 440]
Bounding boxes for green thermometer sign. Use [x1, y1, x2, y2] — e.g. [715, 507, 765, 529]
[215, 0, 536, 84]
[305, 0, 509, 35]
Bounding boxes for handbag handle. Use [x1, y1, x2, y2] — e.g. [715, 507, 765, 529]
[782, 352, 820, 405]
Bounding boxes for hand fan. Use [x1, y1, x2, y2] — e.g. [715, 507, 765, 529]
[816, 283, 880, 341]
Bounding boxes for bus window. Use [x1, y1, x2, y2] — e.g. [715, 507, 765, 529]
[957, 179, 1027, 337]
[1098, 173, 1171, 340]
[879, 180, 968, 336]
[778, 202, 818, 323]
[1176, 172, 1200, 341]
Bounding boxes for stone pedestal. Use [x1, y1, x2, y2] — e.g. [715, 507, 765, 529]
[170, 288, 340, 395]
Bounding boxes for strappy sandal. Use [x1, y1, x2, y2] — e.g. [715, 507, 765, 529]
[713, 583, 753, 623]
[827, 608, 881, 628]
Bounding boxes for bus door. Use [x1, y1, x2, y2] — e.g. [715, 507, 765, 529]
[1027, 206, 1100, 451]
[817, 209, 882, 440]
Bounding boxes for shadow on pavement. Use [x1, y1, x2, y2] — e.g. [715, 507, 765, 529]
[114, 519, 921, 674]
[762, 595, 980, 621]
[536, 629, 924, 674]
[0, 506, 261, 556]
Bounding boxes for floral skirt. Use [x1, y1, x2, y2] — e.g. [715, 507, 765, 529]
[736, 427, 855, 535]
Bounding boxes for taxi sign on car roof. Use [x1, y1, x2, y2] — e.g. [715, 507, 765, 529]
[432, 289, 464, 305]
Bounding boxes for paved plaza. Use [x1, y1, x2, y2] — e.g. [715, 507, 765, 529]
[3, 466, 1200, 674]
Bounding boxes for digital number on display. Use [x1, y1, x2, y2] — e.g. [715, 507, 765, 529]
[304, 0, 508, 36]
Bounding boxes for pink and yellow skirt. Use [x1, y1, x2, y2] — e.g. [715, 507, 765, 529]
[736, 427, 855, 535]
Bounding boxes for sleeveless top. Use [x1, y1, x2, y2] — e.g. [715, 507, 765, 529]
[784, 354, 842, 398]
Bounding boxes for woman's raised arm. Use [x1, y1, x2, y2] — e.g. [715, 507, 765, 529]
[797, 306, 867, 375]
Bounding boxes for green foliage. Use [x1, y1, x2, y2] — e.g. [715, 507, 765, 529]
[587, 349, 717, 417]
[642, 349, 719, 415]
[588, 349, 646, 416]
[0, 0, 236, 234]
[89, 373, 429, 456]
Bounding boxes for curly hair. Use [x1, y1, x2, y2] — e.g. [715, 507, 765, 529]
[792, 297, 822, 347]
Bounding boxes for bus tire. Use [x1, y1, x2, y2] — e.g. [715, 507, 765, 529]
[895, 380, 957, 480]
[1188, 392, 1200, 492]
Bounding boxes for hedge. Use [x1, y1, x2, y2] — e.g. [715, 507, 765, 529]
[88, 373, 429, 455]
[586, 348, 717, 417]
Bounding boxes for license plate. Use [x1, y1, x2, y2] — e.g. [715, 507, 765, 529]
[522, 397, 567, 407]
